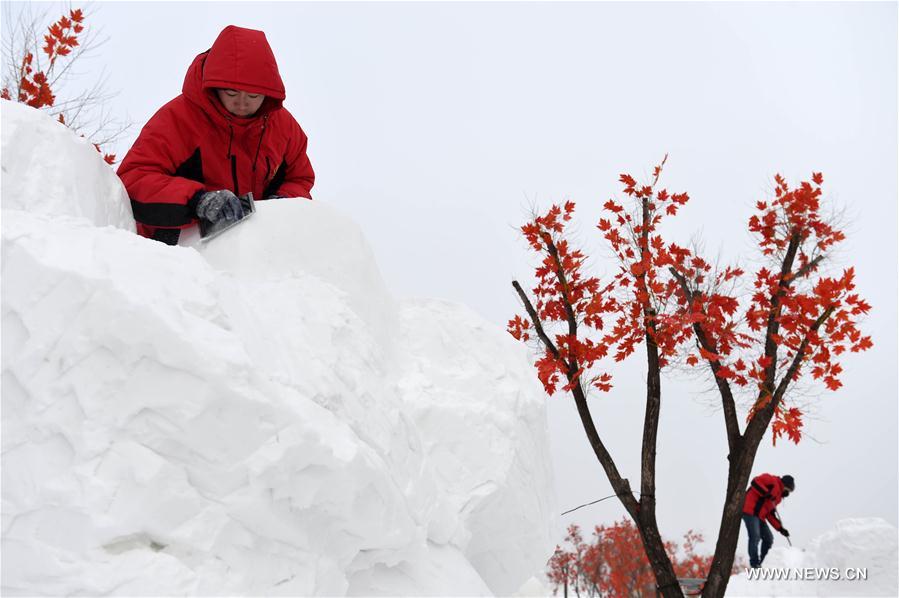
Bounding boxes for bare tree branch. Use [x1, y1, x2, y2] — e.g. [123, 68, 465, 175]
[745, 305, 836, 441]
[669, 266, 742, 454]
[1, 2, 132, 159]
[512, 280, 565, 367]
[793, 254, 825, 281]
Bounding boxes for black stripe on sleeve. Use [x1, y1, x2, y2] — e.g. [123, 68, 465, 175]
[174, 147, 204, 183]
[130, 199, 195, 227]
[152, 228, 181, 246]
[263, 159, 287, 199]
[129, 148, 205, 227]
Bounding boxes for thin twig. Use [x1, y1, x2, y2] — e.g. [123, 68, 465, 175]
[561, 491, 642, 516]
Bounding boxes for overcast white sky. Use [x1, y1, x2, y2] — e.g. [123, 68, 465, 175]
[9, 0, 896, 558]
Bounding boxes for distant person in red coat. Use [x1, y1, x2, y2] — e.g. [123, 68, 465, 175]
[118, 25, 315, 245]
[742, 473, 795, 568]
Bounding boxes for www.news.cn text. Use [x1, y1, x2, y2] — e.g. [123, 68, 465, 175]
[746, 567, 868, 582]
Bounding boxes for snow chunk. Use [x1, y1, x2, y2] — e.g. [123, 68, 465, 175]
[1, 101, 134, 231]
[197, 200, 396, 342]
[396, 298, 556, 595]
[346, 542, 493, 597]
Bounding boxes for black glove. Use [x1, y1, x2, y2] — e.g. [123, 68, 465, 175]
[779, 528, 790, 538]
[196, 190, 244, 223]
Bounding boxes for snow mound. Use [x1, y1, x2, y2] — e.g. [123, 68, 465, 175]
[0, 101, 134, 230]
[726, 517, 898, 597]
[1, 103, 556, 595]
[197, 198, 399, 359]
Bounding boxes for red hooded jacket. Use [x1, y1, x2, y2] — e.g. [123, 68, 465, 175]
[742, 473, 786, 531]
[118, 25, 314, 241]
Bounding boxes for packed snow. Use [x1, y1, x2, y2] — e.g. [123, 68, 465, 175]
[0, 101, 557, 596]
[0, 101, 134, 230]
[727, 517, 898, 597]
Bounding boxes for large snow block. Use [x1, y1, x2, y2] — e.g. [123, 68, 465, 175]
[1, 105, 557, 596]
[197, 199, 396, 345]
[397, 299, 556, 595]
[1, 210, 419, 596]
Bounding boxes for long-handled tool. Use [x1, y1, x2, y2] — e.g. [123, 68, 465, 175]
[775, 509, 792, 546]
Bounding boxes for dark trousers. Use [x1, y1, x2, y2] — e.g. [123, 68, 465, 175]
[742, 513, 774, 568]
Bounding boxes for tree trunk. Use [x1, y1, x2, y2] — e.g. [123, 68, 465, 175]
[634, 195, 683, 598]
[569, 378, 682, 597]
[701, 437, 765, 596]
[637, 515, 683, 597]
[701, 474, 749, 596]
[636, 361, 683, 595]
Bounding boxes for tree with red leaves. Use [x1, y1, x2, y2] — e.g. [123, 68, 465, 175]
[2, 5, 127, 164]
[547, 520, 737, 597]
[510, 156, 871, 597]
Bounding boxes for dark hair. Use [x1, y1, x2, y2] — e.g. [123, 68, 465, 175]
[781, 475, 795, 491]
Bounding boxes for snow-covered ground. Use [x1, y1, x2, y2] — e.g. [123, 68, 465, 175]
[727, 518, 898, 597]
[1, 101, 557, 596]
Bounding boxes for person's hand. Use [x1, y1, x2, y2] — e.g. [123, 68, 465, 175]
[779, 528, 790, 538]
[196, 190, 244, 222]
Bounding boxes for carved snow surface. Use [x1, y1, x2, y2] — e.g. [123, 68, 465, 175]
[1, 103, 556, 596]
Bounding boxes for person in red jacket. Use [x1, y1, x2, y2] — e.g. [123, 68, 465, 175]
[118, 25, 315, 244]
[742, 473, 795, 568]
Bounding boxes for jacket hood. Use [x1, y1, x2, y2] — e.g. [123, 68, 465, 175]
[183, 25, 285, 119]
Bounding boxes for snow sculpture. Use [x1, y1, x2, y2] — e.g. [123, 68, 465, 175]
[1, 102, 556, 596]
